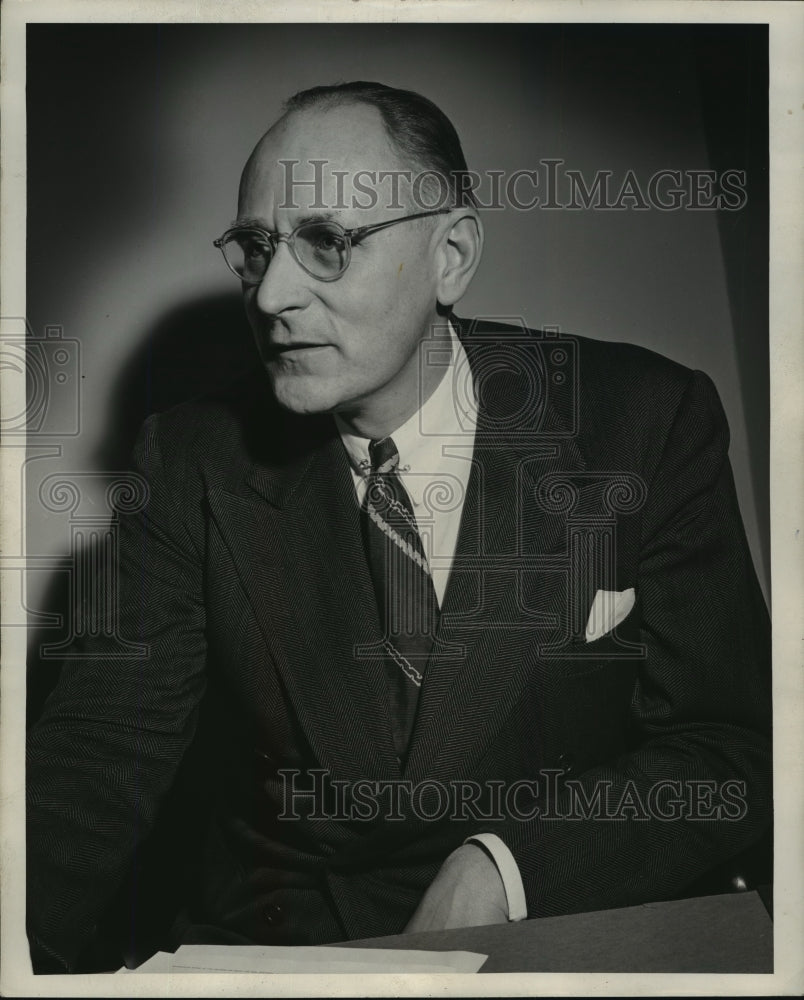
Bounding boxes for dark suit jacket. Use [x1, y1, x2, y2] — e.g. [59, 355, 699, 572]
[27, 317, 772, 971]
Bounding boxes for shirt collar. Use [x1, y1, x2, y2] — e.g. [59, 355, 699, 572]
[335, 321, 476, 483]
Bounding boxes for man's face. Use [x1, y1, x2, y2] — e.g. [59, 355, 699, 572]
[237, 103, 445, 434]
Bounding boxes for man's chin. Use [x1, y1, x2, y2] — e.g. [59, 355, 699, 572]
[266, 371, 342, 417]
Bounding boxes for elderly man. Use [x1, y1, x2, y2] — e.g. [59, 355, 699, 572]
[27, 81, 772, 972]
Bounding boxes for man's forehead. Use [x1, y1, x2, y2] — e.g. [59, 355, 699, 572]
[239, 103, 418, 217]
[263, 102, 390, 154]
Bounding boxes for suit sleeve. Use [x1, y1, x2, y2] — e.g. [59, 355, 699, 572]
[499, 369, 772, 916]
[26, 414, 208, 972]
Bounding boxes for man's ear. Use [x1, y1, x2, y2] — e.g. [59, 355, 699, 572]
[435, 212, 484, 308]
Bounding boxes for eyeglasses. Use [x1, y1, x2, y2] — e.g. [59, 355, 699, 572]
[213, 209, 452, 284]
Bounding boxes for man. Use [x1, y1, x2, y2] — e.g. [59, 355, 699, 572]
[27, 82, 772, 972]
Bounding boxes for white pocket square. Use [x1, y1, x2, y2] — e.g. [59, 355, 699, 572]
[584, 588, 636, 642]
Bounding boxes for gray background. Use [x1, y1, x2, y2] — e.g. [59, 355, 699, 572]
[25, 24, 769, 684]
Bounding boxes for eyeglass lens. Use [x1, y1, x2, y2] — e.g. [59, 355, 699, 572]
[223, 222, 350, 282]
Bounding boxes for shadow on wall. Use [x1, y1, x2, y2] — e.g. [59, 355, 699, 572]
[27, 292, 259, 723]
[96, 292, 258, 469]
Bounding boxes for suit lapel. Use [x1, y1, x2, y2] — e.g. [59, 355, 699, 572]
[208, 420, 401, 781]
[405, 320, 587, 778]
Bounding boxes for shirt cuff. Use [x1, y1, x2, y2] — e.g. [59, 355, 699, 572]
[464, 833, 528, 921]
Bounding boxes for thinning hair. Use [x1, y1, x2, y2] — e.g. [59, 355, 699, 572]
[283, 81, 478, 209]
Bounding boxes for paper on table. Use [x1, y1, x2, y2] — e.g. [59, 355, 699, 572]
[116, 951, 174, 973]
[119, 944, 487, 974]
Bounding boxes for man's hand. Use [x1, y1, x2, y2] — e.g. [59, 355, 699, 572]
[404, 844, 508, 933]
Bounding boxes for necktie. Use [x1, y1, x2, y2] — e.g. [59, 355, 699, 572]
[361, 436, 440, 759]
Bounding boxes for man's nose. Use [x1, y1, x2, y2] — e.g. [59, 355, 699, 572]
[252, 239, 308, 316]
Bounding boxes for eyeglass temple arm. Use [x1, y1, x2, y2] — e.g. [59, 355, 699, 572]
[347, 208, 453, 241]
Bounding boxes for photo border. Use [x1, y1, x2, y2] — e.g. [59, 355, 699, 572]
[2, 1, 801, 996]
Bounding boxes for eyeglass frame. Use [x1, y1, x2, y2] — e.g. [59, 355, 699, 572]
[213, 208, 454, 284]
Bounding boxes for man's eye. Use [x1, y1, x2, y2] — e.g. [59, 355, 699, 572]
[310, 229, 346, 253]
[241, 239, 270, 258]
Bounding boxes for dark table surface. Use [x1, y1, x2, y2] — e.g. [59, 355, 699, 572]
[343, 890, 773, 973]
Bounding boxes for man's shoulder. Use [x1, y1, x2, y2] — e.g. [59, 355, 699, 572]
[459, 315, 695, 398]
[137, 365, 332, 485]
[460, 316, 704, 422]
[144, 366, 263, 454]
[458, 316, 719, 468]
[568, 330, 707, 437]
[571, 331, 696, 399]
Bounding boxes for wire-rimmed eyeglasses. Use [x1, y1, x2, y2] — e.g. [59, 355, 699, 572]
[213, 209, 452, 284]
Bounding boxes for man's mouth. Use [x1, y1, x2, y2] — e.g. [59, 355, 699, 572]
[266, 342, 329, 356]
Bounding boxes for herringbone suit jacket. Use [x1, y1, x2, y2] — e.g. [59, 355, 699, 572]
[27, 318, 772, 971]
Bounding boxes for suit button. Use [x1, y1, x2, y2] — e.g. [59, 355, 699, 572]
[265, 903, 284, 926]
[557, 752, 575, 775]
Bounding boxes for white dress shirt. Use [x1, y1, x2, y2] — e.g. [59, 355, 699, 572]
[335, 323, 527, 922]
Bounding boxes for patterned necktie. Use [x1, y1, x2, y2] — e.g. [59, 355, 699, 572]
[361, 436, 440, 759]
